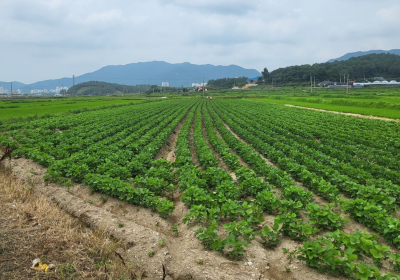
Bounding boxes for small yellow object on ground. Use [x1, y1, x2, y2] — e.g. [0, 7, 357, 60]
[32, 261, 49, 272]
[31, 258, 50, 272]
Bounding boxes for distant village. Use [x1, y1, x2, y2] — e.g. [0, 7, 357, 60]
[1, 76, 399, 98]
[0, 86, 69, 97]
[319, 77, 400, 88]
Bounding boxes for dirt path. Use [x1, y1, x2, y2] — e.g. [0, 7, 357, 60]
[189, 108, 202, 170]
[284, 104, 400, 122]
[155, 107, 192, 163]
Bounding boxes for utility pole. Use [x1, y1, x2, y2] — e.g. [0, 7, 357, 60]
[272, 78, 274, 88]
[10, 82, 12, 99]
[310, 75, 313, 93]
[314, 76, 316, 88]
[203, 77, 204, 98]
[346, 74, 349, 95]
[73, 75, 75, 99]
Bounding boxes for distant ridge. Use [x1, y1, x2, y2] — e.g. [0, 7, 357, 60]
[328, 49, 400, 62]
[0, 61, 261, 92]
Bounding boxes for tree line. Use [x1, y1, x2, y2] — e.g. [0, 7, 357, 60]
[67, 81, 153, 96]
[207, 77, 248, 88]
[67, 81, 192, 96]
[259, 53, 400, 85]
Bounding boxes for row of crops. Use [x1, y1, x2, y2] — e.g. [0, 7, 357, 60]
[1, 98, 400, 279]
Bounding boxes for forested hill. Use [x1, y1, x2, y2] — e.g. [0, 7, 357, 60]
[67, 81, 153, 96]
[262, 53, 400, 85]
[327, 49, 400, 62]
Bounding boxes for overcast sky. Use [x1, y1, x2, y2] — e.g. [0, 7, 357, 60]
[1, 0, 400, 84]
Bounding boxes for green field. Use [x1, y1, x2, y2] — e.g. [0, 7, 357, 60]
[1, 98, 400, 279]
[0, 97, 145, 122]
[2, 85, 400, 123]
[237, 86, 400, 119]
[247, 97, 400, 119]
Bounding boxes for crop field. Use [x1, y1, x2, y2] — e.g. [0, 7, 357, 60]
[0, 97, 145, 122]
[1, 98, 400, 279]
[247, 87, 400, 120]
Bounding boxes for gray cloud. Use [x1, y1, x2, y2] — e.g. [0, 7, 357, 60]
[0, 0, 399, 83]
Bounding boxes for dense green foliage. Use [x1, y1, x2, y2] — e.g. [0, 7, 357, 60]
[67, 81, 153, 96]
[263, 53, 400, 85]
[2, 98, 400, 279]
[207, 77, 248, 89]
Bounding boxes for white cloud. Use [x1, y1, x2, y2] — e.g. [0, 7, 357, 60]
[0, 0, 399, 83]
[377, 5, 400, 23]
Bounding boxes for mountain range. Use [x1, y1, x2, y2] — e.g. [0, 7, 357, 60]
[0, 61, 261, 92]
[327, 49, 400, 62]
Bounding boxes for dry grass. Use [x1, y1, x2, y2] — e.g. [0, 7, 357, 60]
[0, 164, 138, 279]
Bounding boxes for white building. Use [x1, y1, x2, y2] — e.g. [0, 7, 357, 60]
[192, 82, 207, 87]
[0, 87, 8, 94]
[161, 82, 169, 87]
[55, 86, 68, 94]
[31, 89, 48, 94]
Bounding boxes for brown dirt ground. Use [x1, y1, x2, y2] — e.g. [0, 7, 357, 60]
[155, 109, 192, 163]
[284, 104, 400, 122]
[189, 108, 203, 170]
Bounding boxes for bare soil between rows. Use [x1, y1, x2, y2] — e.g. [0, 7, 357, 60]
[2, 104, 389, 279]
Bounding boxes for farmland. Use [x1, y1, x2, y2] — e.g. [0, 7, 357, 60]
[1, 98, 400, 279]
[243, 87, 400, 120]
[0, 97, 145, 122]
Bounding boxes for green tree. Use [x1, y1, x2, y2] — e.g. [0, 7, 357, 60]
[261, 67, 270, 81]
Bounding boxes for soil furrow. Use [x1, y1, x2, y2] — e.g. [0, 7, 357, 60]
[200, 107, 237, 181]
[155, 107, 193, 162]
[189, 107, 202, 170]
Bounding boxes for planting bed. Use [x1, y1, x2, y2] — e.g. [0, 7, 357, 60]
[1, 98, 400, 279]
